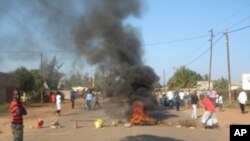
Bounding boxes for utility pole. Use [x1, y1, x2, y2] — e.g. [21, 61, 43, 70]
[92, 74, 95, 88]
[224, 29, 232, 104]
[208, 29, 214, 90]
[163, 69, 166, 92]
[163, 69, 165, 86]
[40, 53, 43, 103]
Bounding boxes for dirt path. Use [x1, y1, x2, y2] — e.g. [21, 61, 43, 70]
[1, 99, 249, 141]
[0, 99, 81, 136]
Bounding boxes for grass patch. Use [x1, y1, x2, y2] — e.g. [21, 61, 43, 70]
[178, 119, 197, 128]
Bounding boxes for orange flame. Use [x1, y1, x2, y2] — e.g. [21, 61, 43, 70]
[129, 100, 157, 125]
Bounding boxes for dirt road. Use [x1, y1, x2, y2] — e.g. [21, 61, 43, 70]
[0, 99, 249, 141]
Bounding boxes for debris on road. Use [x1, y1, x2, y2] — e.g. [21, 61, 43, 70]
[110, 121, 117, 127]
[35, 119, 44, 128]
[94, 119, 104, 128]
[124, 123, 132, 127]
[50, 120, 61, 128]
[178, 119, 197, 128]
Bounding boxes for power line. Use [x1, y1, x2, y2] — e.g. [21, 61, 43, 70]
[213, 2, 250, 28]
[185, 47, 210, 67]
[0, 50, 76, 53]
[181, 24, 249, 66]
[2, 2, 248, 49]
[229, 25, 250, 33]
[143, 24, 249, 47]
[185, 35, 224, 67]
[179, 40, 208, 64]
[10, 1, 59, 46]
[144, 34, 208, 46]
[144, 2, 250, 47]
[230, 16, 250, 29]
[1, 1, 250, 67]
[0, 25, 248, 53]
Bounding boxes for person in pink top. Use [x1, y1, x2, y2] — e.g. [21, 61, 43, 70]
[200, 94, 219, 129]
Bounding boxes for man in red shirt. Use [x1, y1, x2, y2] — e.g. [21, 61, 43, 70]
[10, 89, 27, 141]
[200, 94, 219, 129]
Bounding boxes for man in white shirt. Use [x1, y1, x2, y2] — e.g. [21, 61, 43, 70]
[56, 92, 62, 116]
[167, 90, 174, 109]
[238, 88, 248, 114]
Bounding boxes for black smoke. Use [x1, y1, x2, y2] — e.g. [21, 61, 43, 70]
[73, 0, 159, 108]
[0, 0, 159, 111]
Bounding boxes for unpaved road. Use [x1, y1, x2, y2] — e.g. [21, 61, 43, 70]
[1, 99, 249, 141]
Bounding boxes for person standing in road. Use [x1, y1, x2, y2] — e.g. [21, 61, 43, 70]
[56, 91, 62, 116]
[217, 94, 223, 112]
[50, 91, 56, 108]
[85, 89, 93, 110]
[10, 89, 27, 141]
[93, 92, 101, 109]
[190, 91, 199, 119]
[70, 90, 75, 109]
[175, 91, 181, 111]
[238, 88, 248, 114]
[167, 90, 174, 109]
[200, 94, 219, 129]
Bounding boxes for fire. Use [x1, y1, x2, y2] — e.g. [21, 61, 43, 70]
[129, 100, 157, 125]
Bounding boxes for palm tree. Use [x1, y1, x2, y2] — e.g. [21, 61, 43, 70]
[167, 66, 202, 89]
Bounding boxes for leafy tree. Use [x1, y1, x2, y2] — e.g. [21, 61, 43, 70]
[167, 66, 202, 89]
[213, 77, 228, 91]
[82, 72, 92, 87]
[13, 67, 35, 92]
[42, 56, 64, 90]
[65, 71, 84, 89]
[93, 70, 106, 91]
[30, 69, 42, 91]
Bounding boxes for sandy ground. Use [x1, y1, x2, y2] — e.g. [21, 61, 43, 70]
[0, 99, 249, 141]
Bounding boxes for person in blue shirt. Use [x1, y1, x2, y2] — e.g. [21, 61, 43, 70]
[85, 90, 93, 110]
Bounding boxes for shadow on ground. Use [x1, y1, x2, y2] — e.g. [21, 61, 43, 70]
[63, 112, 79, 116]
[120, 134, 184, 141]
[150, 106, 179, 121]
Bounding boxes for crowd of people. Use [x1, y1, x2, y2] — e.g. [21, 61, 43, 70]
[49, 89, 102, 114]
[157, 89, 224, 110]
[8, 87, 248, 140]
[156, 88, 248, 129]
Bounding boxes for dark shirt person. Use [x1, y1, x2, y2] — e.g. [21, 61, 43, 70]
[70, 91, 76, 109]
[175, 92, 181, 111]
[190, 92, 199, 119]
[10, 89, 27, 141]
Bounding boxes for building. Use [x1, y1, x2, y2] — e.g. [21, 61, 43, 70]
[196, 81, 213, 90]
[231, 82, 241, 90]
[0, 72, 19, 104]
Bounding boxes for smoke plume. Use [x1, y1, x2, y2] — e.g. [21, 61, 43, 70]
[73, 0, 159, 108]
[0, 0, 159, 111]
